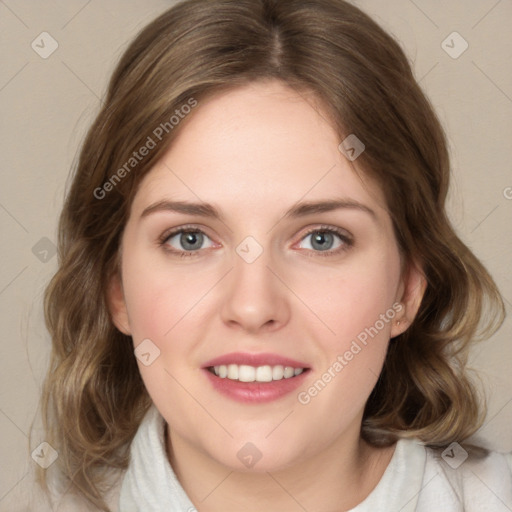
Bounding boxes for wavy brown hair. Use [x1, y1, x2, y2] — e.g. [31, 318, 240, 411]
[40, 0, 505, 509]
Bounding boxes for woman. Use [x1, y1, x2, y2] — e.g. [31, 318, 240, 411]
[33, 0, 511, 510]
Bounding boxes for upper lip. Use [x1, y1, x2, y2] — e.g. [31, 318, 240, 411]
[202, 352, 309, 369]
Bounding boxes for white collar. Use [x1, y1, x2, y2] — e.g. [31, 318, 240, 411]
[350, 435, 426, 511]
[119, 405, 427, 512]
[119, 406, 195, 511]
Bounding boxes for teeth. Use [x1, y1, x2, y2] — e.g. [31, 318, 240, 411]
[227, 364, 238, 380]
[239, 365, 256, 382]
[212, 364, 305, 382]
[272, 365, 284, 380]
[256, 365, 273, 382]
[283, 366, 294, 378]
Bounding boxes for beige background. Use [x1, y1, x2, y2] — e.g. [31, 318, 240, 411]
[1, 0, 511, 506]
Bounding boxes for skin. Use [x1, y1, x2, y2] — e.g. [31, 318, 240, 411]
[109, 80, 426, 511]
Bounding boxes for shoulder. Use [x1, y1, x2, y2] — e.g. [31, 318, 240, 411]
[419, 442, 512, 512]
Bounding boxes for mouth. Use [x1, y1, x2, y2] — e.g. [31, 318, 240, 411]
[207, 364, 305, 382]
[202, 353, 310, 403]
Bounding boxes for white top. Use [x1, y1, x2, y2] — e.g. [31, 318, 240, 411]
[119, 406, 512, 512]
[2, 405, 511, 512]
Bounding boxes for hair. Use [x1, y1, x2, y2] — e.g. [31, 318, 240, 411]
[39, 0, 505, 509]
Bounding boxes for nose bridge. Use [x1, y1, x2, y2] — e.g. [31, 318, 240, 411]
[233, 242, 272, 290]
[220, 236, 289, 332]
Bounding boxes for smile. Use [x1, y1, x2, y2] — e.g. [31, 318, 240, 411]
[209, 364, 305, 382]
[202, 353, 310, 403]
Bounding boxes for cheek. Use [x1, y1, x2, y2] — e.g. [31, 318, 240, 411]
[336, 264, 399, 341]
[121, 248, 216, 342]
[120, 250, 210, 423]
[294, 249, 401, 407]
[120, 248, 224, 407]
[295, 247, 401, 347]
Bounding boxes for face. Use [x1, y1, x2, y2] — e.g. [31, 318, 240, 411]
[110, 80, 425, 473]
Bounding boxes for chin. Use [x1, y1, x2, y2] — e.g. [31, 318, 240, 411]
[203, 435, 309, 474]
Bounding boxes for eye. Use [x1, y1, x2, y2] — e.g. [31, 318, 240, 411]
[297, 227, 353, 255]
[161, 227, 215, 255]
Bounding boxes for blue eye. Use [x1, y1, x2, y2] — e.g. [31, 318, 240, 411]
[298, 228, 353, 255]
[302, 231, 339, 251]
[159, 225, 353, 258]
[163, 229, 214, 253]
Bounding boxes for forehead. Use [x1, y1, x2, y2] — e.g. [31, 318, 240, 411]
[131, 80, 388, 218]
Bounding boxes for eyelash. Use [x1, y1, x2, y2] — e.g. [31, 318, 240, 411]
[300, 225, 354, 258]
[158, 224, 354, 258]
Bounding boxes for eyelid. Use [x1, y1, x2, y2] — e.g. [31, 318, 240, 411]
[298, 224, 353, 242]
[159, 223, 213, 241]
[158, 224, 218, 255]
[292, 225, 354, 256]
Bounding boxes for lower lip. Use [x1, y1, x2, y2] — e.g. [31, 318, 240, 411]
[203, 369, 309, 403]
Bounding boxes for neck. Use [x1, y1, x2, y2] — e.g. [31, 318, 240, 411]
[167, 426, 395, 512]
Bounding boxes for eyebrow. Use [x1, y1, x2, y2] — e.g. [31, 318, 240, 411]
[140, 199, 376, 221]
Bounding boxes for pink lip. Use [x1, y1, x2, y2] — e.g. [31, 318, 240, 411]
[202, 352, 309, 369]
[202, 352, 310, 404]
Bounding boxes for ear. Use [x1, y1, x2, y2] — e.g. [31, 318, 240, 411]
[107, 272, 132, 335]
[390, 260, 427, 338]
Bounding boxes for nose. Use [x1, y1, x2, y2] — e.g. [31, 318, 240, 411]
[219, 244, 291, 334]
